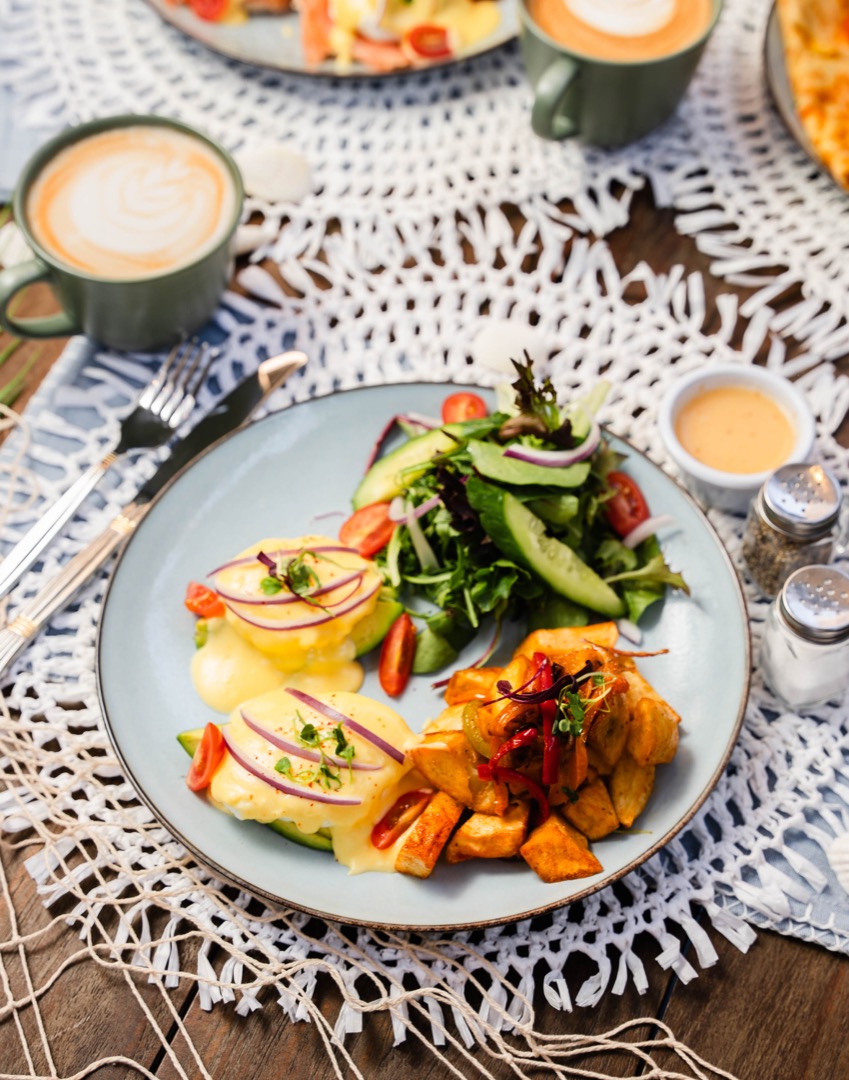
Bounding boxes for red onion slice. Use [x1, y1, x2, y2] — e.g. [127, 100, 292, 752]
[388, 493, 441, 523]
[226, 577, 380, 631]
[240, 709, 382, 771]
[503, 419, 600, 468]
[209, 545, 358, 576]
[622, 514, 675, 550]
[213, 570, 364, 607]
[285, 689, 406, 765]
[616, 618, 643, 646]
[221, 728, 362, 805]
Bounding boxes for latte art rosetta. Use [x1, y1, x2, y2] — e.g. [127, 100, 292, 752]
[564, 0, 674, 37]
[27, 127, 237, 280]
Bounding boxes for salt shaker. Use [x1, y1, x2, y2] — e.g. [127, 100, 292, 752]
[760, 564, 849, 710]
[742, 463, 843, 597]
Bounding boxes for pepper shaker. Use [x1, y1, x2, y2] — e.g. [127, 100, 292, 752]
[760, 564, 849, 710]
[742, 463, 843, 597]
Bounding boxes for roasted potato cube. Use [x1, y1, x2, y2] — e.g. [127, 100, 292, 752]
[519, 812, 603, 882]
[394, 791, 464, 878]
[563, 778, 619, 840]
[423, 703, 467, 734]
[586, 695, 630, 771]
[470, 776, 508, 816]
[608, 754, 655, 829]
[444, 666, 501, 705]
[408, 731, 477, 806]
[586, 745, 613, 777]
[445, 801, 530, 863]
[548, 739, 589, 805]
[515, 622, 619, 663]
[626, 697, 680, 766]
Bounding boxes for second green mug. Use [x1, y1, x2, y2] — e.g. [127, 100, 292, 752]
[518, 0, 724, 146]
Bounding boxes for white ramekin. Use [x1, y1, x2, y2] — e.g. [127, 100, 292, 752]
[657, 364, 816, 514]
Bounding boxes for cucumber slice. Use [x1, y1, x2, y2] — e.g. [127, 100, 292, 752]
[176, 727, 333, 853]
[467, 477, 626, 618]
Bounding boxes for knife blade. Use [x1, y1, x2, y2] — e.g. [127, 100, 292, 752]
[0, 350, 308, 675]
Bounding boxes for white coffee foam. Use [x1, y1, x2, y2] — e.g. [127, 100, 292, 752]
[563, 0, 675, 37]
[29, 126, 237, 279]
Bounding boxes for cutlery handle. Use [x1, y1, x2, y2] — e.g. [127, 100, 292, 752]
[0, 502, 147, 675]
[0, 454, 119, 601]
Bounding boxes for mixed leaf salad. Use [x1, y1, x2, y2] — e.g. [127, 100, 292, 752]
[340, 358, 689, 681]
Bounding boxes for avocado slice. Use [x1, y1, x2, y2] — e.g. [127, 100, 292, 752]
[466, 477, 626, 618]
[177, 726, 333, 853]
[467, 440, 591, 489]
[348, 593, 404, 657]
[352, 425, 462, 510]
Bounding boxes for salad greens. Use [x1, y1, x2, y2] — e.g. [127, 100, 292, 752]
[358, 359, 688, 673]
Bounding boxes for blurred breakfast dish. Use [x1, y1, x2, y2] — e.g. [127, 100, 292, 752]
[165, 0, 502, 72]
[777, 0, 849, 189]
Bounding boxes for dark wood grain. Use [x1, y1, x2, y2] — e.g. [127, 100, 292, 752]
[0, 182, 847, 1079]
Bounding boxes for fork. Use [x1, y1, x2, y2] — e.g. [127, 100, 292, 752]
[0, 338, 218, 601]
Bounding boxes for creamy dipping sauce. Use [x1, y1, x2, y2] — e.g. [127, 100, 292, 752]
[526, 0, 712, 61]
[674, 385, 796, 475]
[26, 126, 237, 280]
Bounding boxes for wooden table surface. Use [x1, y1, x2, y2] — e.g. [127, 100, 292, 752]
[1, 187, 848, 1080]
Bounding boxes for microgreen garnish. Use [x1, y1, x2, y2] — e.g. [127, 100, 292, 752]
[272, 713, 359, 789]
[256, 548, 346, 608]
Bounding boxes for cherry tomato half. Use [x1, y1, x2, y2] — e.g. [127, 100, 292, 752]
[339, 502, 396, 558]
[189, 0, 228, 21]
[186, 723, 226, 792]
[184, 581, 226, 619]
[441, 392, 488, 424]
[606, 470, 650, 539]
[370, 788, 432, 849]
[378, 612, 416, 697]
[405, 24, 453, 60]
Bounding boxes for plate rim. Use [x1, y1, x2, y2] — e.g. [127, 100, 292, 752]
[96, 380, 751, 931]
[144, 0, 518, 79]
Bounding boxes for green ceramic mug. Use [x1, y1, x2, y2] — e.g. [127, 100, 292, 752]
[0, 114, 243, 351]
[518, 0, 724, 145]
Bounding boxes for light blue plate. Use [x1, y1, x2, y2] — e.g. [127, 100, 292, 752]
[146, 0, 517, 77]
[98, 383, 750, 930]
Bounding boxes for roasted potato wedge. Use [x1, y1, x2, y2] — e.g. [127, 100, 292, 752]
[519, 812, 603, 882]
[563, 778, 619, 840]
[444, 667, 501, 705]
[445, 801, 530, 863]
[395, 791, 464, 878]
[408, 731, 477, 806]
[515, 622, 619, 663]
[625, 687, 681, 767]
[609, 754, 655, 829]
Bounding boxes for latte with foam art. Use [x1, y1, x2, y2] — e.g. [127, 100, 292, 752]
[26, 126, 237, 281]
[527, 0, 713, 61]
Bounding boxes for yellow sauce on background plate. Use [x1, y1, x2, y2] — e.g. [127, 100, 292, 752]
[673, 385, 796, 475]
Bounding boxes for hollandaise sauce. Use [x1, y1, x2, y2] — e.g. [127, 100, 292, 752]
[207, 687, 419, 871]
[192, 536, 382, 714]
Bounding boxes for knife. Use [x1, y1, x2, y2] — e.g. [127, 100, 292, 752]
[0, 350, 308, 675]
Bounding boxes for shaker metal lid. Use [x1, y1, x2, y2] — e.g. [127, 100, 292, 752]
[779, 565, 849, 643]
[761, 463, 842, 539]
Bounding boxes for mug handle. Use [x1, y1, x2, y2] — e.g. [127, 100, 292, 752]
[532, 56, 580, 141]
[0, 258, 82, 339]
